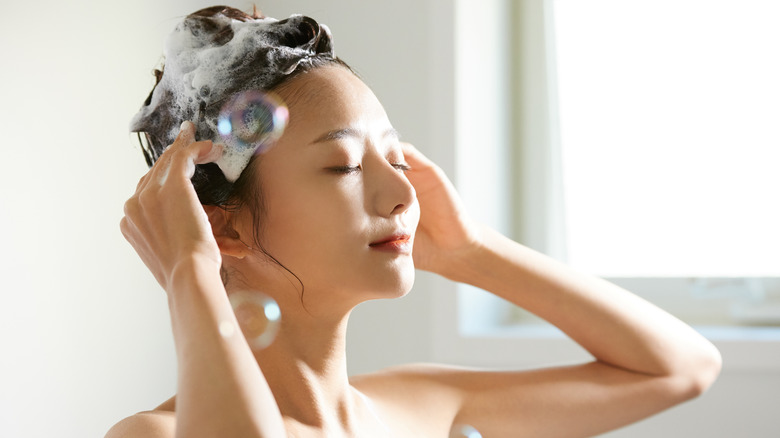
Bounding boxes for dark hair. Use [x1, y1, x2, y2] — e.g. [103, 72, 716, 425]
[131, 6, 356, 295]
[131, 5, 354, 208]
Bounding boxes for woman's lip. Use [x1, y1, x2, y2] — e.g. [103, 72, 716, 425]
[369, 234, 412, 253]
[369, 234, 411, 246]
[369, 238, 412, 254]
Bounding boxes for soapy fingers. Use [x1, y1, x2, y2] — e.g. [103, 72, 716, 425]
[134, 121, 222, 192]
[121, 121, 224, 292]
[164, 121, 223, 182]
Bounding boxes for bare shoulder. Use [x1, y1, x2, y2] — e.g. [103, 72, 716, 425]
[351, 362, 481, 388]
[351, 362, 501, 394]
[105, 398, 176, 438]
[350, 363, 478, 434]
[349, 361, 518, 407]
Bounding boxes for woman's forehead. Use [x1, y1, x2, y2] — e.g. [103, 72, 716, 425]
[278, 67, 390, 136]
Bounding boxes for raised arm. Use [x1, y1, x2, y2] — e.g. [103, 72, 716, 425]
[109, 122, 285, 438]
[401, 143, 722, 437]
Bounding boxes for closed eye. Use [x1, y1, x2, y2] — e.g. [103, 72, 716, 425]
[327, 165, 361, 174]
[392, 163, 412, 173]
[327, 163, 410, 175]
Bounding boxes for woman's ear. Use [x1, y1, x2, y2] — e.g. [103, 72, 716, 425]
[203, 205, 251, 259]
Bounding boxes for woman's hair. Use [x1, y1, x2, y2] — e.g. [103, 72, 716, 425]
[131, 6, 355, 293]
[130, 5, 354, 208]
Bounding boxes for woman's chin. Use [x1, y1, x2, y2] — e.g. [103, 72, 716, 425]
[393, 268, 417, 299]
[363, 266, 416, 300]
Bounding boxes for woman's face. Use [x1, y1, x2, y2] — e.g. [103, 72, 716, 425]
[236, 66, 420, 311]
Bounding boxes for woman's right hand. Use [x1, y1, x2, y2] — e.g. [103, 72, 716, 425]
[120, 121, 224, 293]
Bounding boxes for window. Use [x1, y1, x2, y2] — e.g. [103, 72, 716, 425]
[506, 0, 780, 328]
[554, 0, 780, 277]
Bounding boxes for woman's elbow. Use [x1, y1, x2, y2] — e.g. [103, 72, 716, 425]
[675, 343, 723, 401]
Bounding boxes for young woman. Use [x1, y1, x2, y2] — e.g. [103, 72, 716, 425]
[108, 6, 721, 438]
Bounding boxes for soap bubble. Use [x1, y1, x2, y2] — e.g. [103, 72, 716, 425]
[228, 290, 281, 350]
[449, 424, 482, 438]
[217, 90, 288, 154]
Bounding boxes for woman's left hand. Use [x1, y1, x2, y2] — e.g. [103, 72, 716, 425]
[401, 143, 483, 277]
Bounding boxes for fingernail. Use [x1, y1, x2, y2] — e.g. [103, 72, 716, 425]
[180, 120, 192, 131]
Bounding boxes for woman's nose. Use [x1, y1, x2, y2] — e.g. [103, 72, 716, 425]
[369, 160, 417, 218]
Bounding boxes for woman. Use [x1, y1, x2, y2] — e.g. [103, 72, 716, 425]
[109, 6, 721, 438]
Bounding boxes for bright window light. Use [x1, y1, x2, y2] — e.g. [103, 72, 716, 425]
[553, 0, 780, 276]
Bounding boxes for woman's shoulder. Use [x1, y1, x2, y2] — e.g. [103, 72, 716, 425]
[350, 363, 475, 416]
[104, 398, 176, 438]
[351, 362, 484, 388]
[350, 363, 475, 436]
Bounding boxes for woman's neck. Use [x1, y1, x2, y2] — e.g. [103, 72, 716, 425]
[254, 308, 358, 431]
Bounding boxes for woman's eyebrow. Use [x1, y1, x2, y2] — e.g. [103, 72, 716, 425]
[311, 127, 400, 144]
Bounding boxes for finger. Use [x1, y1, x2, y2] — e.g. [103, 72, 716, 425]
[146, 121, 201, 187]
[165, 121, 223, 175]
[167, 139, 219, 183]
[135, 171, 152, 192]
[172, 120, 197, 149]
[156, 121, 198, 170]
[400, 143, 459, 199]
[195, 141, 223, 165]
[401, 142, 435, 169]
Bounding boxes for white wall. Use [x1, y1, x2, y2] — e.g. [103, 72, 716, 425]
[0, 0, 776, 437]
[0, 1, 442, 436]
[0, 1, 219, 436]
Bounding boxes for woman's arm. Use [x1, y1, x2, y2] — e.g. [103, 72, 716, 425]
[401, 143, 722, 437]
[112, 122, 285, 438]
[449, 227, 722, 387]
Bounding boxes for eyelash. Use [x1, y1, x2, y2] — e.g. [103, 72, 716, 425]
[329, 165, 360, 174]
[329, 164, 411, 174]
[393, 163, 412, 173]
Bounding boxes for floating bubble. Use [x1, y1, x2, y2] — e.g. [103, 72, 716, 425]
[228, 290, 281, 350]
[217, 90, 288, 155]
[449, 424, 482, 438]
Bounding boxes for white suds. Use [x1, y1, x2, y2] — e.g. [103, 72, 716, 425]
[130, 12, 332, 182]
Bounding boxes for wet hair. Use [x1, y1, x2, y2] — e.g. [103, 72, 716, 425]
[130, 6, 356, 294]
[130, 5, 354, 207]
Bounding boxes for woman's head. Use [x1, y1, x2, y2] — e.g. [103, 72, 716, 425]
[130, 5, 351, 205]
[131, 6, 420, 310]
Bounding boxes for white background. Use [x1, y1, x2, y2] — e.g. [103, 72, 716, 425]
[554, 0, 780, 276]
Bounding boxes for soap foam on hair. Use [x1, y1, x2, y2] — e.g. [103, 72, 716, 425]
[130, 9, 334, 182]
[135, 16, 280, 181]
